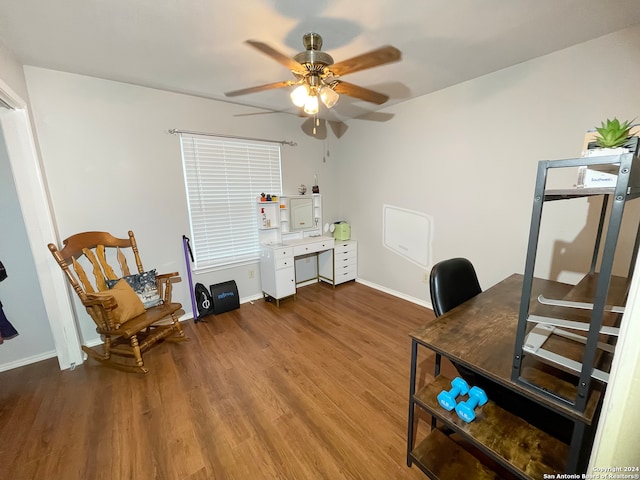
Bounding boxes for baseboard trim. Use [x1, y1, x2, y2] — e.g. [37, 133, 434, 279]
[0, 349, 58, 373]
[355, 278, 433, 310]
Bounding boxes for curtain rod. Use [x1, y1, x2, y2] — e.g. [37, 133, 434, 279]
[168, 128, 297, 147]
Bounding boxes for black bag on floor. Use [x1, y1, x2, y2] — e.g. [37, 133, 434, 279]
[210, 280, 240, 314]
[0, 301, 19, 341]
[0, 261, 7, 283]
[194, 282, 214, 319]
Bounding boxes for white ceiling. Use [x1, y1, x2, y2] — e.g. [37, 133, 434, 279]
[2, 0, 640, 122]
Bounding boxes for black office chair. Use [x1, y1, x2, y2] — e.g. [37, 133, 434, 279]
[429, 257, 573, 443]
[429, 257, 482, 390]
[429, 257, 482, 317]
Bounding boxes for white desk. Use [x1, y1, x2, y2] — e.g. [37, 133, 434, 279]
[259, 236, 335, 306]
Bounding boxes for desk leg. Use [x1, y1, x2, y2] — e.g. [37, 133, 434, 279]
[431, 353, 441, 430]
[407, 339, 418, 466]
[567, 421, 586, 473]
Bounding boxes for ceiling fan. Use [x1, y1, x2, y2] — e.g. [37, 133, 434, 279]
[225, 33, 402, 115]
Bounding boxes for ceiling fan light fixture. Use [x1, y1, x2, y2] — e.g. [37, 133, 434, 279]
[303, 94, 319, 115]
[226, 34, 402, 114]
[290, 84, 309, 107]
[320, 85, 339, 108]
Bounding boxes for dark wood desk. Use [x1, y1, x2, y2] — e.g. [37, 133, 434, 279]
[407, 274, 609, 479]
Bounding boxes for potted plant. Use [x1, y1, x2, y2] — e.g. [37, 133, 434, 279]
[584, 117, 638, 155]
[579, 117, 638, 187]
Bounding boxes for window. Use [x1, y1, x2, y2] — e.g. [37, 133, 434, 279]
[179, 133, 282, 270]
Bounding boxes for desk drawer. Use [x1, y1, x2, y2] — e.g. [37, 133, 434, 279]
[334, 268, 356, 284]
[271, 247, 293, 259]
[335, 262, 356, 274]
[335, 251, 357, 265]
[293, 239, 334, 256]
[275, 257, 294, 270]
[334, 241, 356, 255]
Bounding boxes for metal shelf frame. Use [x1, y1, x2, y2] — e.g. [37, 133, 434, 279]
[512, 152, 640, 412]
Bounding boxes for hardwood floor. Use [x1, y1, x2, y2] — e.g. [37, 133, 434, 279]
[0, 281, 442, 480]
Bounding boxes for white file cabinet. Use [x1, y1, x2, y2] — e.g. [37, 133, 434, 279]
[260, 245, 296, 306]
[332, 240, 357, 285]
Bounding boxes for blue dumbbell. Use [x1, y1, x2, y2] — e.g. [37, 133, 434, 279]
[455, 385, 488, 423]
[437, 377, 470, 411]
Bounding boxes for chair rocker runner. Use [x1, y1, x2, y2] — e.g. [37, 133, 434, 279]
[49, 230, 188, 373]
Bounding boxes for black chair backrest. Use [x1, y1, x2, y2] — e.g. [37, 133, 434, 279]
[429, 257, 482, 317]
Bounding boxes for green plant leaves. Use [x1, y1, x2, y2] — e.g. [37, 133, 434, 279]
[594, 117, 634, 148]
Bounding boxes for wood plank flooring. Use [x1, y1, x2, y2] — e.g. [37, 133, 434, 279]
[0, 281, 442, 480]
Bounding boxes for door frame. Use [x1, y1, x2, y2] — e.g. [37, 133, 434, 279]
[0, 78, 83, 370]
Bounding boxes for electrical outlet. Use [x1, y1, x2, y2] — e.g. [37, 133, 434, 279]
[422, 273, 429, 284]
[248, 270, 255, 279]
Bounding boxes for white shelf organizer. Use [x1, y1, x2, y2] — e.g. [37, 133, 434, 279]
[257, 194, 323, 245]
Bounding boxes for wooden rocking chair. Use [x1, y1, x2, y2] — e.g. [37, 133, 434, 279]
[48, 230, 188, 373]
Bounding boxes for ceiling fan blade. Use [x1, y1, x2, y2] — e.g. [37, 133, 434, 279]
[333, 81, 389, 105]
[233, 110, 284, 117]
[225, 80, 295, 97]
[246, 40, 305, 72]
[330, 46, 401, 77]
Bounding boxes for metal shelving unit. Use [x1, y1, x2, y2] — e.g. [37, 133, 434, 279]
[512, 151, 640, 412]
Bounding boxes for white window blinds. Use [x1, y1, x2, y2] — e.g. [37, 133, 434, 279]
[179, 133, 282, 270]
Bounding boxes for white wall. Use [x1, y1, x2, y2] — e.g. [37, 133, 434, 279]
[0, 39, 29, 102]
[332, 25, 640, 300]
[23, 67, 340, 343]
